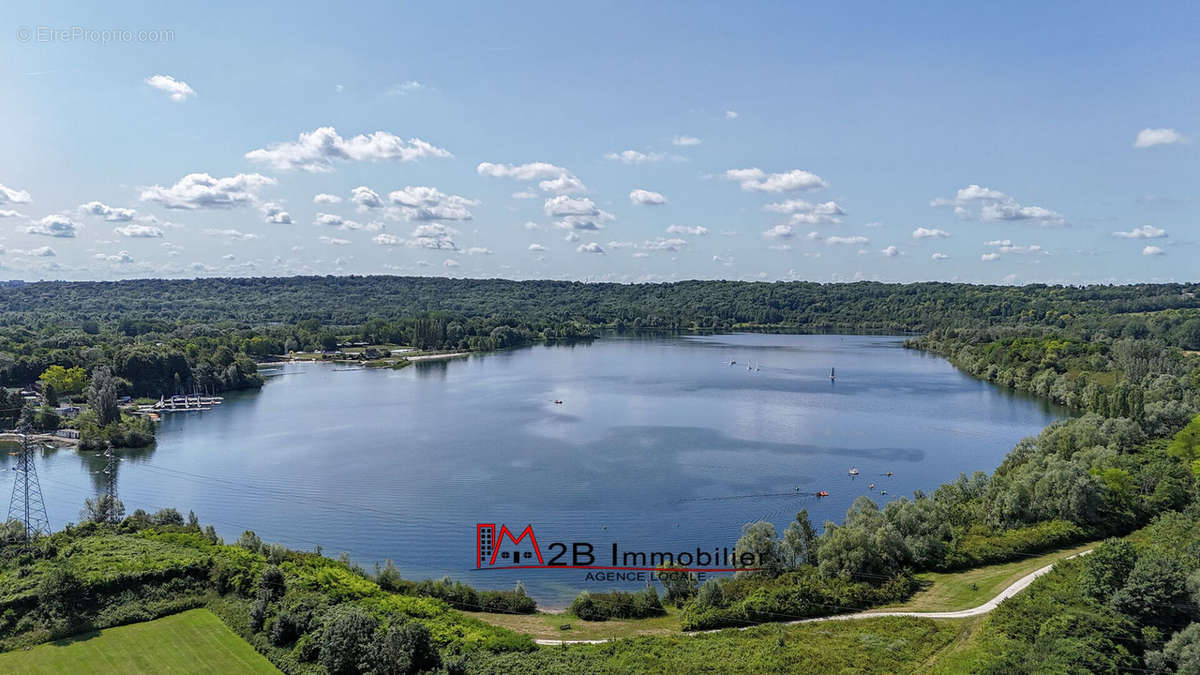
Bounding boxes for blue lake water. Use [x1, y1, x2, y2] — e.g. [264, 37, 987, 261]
[14, 334, 1066, 605]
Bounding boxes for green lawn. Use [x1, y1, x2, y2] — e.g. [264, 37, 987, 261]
[0, 609, 279, 674]
[876, 541, 1096, 612]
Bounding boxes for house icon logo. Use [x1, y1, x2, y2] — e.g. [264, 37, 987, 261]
[476, 523, 544, 568]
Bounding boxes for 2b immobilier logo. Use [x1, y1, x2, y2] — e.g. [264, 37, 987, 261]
[475, 523, 759, 572]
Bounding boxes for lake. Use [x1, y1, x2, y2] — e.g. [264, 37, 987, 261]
[14, 334, 1066, 605]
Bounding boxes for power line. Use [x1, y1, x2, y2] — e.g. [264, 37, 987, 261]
[6, 424, 50, 545]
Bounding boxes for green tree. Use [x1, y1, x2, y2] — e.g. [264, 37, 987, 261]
[779, 509, 819, 569]
[87, 366, 121, 427]
[733, 521, 781, 577]
[1112, 553, 1191, 630]
[39, 365, 87, 395]
[318, 605, 379, 675]
[80, 494, 125, 523]
[1080, 538, 1137, 599]
[1146, 622, 1200, 673]
[656, 563, 698, 605]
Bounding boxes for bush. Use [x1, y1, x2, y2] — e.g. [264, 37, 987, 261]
[940, 520, 1086, 570]
[569, 588, 665, 621]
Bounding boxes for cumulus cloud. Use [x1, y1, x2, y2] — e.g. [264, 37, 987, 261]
[763, 199, 844, 224]
[1134, 128, 1187, 148]
[27, 214, 80, 238]
[667, 225, 708, 236]
[260, 203, 292, 224]
[629, 189, 666, 205]
[204, 228, 259, 240]
[319, 236, 350, 245]
[0, 209, 22, 218]
[528, 243, 546, 252]
[512, 190, 538, 200]
[349, 186, 384, 211]
[1113, 225, 1166, 239]
[314, 213, 380, 231]
[372, 233, 403, 246]
[1143, 245, 1165, 256]
[605, 149, 665, 164]
[981, 253, 999, 262]
[114, 223, 164, 238]
[14, 246, 56, 257]
[313, 193, 343, 205]
[465, 247, 492, 255]
[145, 74, 195, 102]
[405, 223, 459, 250]
[0, 183, 32, 204]
[931, 252, 949, 260]
[881, 246, 900, 257]
[93, 250, 134, 263]
[387, 80, 424, 96]
[724, 110, 739, 120]
[246, 127, 451, 172]
[544, 196, 614, 231]
[762, 224, 795, 239]
[443, 259, 460, 268]
[725, 168, 827, 192]
[79, 201, 136, 221]
[141, 173, 276, 209]
[672, 135, 701, 146]
[387, 186, 478, 221]
[931, 184, 1064, 225]
[912, 227, 950, 239]
[476, 162, 586, 194]
[807, 231, 868, 245]
[576, 242, 605, 254]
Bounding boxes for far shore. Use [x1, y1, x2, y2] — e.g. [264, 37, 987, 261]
[405, 351, 470, 362]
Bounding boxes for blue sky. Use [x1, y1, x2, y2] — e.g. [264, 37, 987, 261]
[1, 1, 1197, 283]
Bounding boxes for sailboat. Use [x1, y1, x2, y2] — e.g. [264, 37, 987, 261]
[848, 466, 859, 476]
[830, 367, 836, 381]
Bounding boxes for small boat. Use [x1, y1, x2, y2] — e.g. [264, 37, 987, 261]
[830, 367, 836, 381]
[553, 400, 563, 405]
[868, 483, 875, 489]
[848, 466, 859, 476]
[880, 490, 888, 495]
[885, 471, 894, 477]
[815, 490, 829, 497]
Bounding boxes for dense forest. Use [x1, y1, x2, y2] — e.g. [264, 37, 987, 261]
[2, 275, 1200, 671]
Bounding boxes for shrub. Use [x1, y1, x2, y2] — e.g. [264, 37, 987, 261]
[569, 589, 665, 621]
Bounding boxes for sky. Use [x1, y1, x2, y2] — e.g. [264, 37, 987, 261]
[1, 1, 1198, 285]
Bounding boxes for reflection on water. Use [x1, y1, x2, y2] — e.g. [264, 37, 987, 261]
[4, 334, 1066, 604]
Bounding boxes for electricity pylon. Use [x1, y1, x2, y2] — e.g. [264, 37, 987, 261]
[7, 425, 50, 542]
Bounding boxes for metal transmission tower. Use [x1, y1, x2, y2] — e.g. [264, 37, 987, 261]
[7, 427, 50, 542]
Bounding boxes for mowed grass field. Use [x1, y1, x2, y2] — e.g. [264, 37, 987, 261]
[0, 609, 279, 674]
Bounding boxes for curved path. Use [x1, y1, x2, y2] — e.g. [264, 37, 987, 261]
[533, 550, 1091, 646]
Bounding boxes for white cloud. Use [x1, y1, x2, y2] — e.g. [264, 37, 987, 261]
[405, 223, 459, 249]
[260, 202, 292, 224]
[0, 183, 32, 204]
[522, 221, 540, 230]
[319, 236, 350, 245]
[477, 162, 586, 194]
[204, 228, 259, 241]
[114, 223, 164, 238]
[0, 209, 23, 218]
[667, 225, 707, 235]
[246, 127, 451, 172]
[629, 189, 666, 205]
[672, 135, 701, 146]
[387, 186, 478, 221]
[93, 250, 133, 263]
[642, 237, 687, 252]
[141, 172, 276, 209]
[576, 242, 605, 254]
[1143, 245, 1165, 256]
[528, 243, 546, 252]
[313, 193, 343, 205]
[882, 246, 900, 257]
[78, 201, 135, 221]
[762, 224, 795, 239]
[386, 80, 424, 96]
[26, 214, 80, 238]
[15, 246, 56, 257]
[145, 74, 195, 102]
[1113, 225, 1166, 239]
[544, 196, 614, 231]
[1134, 128, 1187, 148]
[931, 252, 949, 260]
[724, 110, 739, 120]
[605, 149, 665, 164]
[443, 258, 460, 268]
[912, 227, 950, 239]
[373, 233, 403, 246]
[465, 247, 492, 255]
[713, 255, 734, 266]
[763, 199, 844, 224]
[984, 239, 1011, 246]
[351, 186, 384, 210]
[725, 168, 827, 192]
[807, 231, 868, 245]
[512, 190, 538, 200]
[981, 253, 999, 261]
[931, 184, 1064, 225]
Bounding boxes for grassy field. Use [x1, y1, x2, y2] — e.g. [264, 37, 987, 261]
[0, 609, 279, 674]
[876, 541, 1096, 612]
[462, 606, 683, 640]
